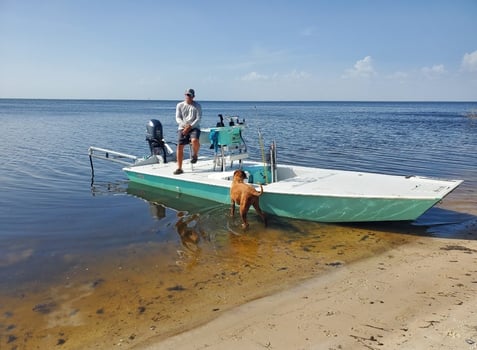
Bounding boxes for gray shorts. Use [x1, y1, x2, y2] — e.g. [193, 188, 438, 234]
[178, 128, 201, 145]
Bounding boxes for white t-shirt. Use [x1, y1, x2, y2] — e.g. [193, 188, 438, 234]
[175, 101, 202, 130]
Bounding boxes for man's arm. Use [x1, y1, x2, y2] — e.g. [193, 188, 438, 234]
[188, 103, 202, 129]
[176, 103, 186, 129]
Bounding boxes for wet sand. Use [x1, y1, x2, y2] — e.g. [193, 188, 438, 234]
[146, 228, 477, 350]
[1, 187, 476, 350]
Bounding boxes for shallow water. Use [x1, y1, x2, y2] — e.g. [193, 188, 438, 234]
[0, 99, 476, 349]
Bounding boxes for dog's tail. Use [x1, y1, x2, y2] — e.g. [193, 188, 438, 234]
[253, 184, 264, 197]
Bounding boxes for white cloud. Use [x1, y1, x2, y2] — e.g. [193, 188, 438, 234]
[462, 50, 477, 72]
[342, 56, 376, 78]
[240, 71, 269, 81]
[421, 64, 446, 78]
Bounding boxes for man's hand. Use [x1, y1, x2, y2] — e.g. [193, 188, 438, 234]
[182, 124, 192, 135]
[182, 124, 191, 135]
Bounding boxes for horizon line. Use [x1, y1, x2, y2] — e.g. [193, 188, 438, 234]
[1, 97, 476, 103]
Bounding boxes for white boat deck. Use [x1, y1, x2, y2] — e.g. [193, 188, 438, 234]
[125, 156, 462, 200]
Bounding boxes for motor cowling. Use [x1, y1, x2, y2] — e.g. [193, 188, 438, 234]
[146, 119, 167, 162]
[146, 119, 164, 141]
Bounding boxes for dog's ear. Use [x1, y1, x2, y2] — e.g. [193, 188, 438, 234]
[241, 170, 247, 179]
[233, 170, 239, 176]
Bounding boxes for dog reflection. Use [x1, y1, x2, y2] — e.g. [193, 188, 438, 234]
[149, 202, 166, 219]
[175, 212, 202, 251]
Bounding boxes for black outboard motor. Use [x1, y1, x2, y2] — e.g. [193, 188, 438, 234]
[216, 114, 225, 127]
[146, 119, 167, 163]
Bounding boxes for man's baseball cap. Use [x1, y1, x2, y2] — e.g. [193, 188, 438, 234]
[185, 88, 195, 97]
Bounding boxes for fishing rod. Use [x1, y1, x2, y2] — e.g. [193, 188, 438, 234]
[258, 128, 269, 184]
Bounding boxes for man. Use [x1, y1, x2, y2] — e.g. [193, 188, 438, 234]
[174, 88, 201, 175]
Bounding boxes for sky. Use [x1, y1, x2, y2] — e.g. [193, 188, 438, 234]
[0, 0, 476, 101]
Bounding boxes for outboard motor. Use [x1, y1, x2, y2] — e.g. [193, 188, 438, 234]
[216, 114, 225, 127]
[146, 119, 167, 163]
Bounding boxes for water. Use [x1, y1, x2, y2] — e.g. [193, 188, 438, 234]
[0, 99, 476, 349]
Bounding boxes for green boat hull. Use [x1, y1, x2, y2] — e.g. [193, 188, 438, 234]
[124, 170, 230, 204]
[260, 192, 438, 222]
[124, 169, 439, 223]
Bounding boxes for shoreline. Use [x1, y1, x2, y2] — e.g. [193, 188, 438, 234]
[137, 217, 477, 350]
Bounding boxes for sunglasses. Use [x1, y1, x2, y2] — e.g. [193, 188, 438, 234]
[185, 93, 193, 97]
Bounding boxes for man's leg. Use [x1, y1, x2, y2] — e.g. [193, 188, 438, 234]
[190, 128, 201, 164]
[177, 144, 184, 170]
[191, 138, 200, 158]
[175, 129, 187, 174]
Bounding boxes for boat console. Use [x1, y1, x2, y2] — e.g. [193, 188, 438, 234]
[203, 124, 249, 171]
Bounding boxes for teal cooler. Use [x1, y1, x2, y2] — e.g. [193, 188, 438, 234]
[243, 166, 272, 185]
[214, 126, 243, 146]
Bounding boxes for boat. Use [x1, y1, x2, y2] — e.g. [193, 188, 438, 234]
[89, 118, 463, 223]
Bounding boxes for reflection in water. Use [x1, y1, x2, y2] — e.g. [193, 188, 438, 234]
[149, 202, 166, 220]
[175, 212, 201, 252]
[90, 179, 129, 197]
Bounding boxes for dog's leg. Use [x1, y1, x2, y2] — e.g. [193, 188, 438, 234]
[230, 200, 235, 217]
[239, 204, 249, 229]
[252, 201, 267, 227]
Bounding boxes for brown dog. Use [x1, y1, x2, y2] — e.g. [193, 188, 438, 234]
[230, 170, 267, 228]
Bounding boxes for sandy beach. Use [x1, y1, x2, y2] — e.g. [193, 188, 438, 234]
[138, 215, 477, 350]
